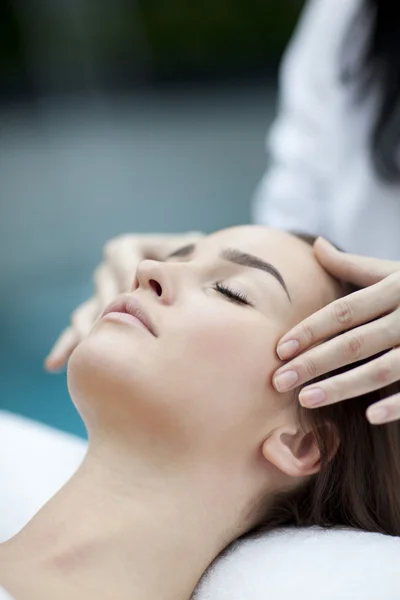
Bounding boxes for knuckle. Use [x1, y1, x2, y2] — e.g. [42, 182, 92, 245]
[332, 299, 354, 327]
[373, 347, 400, 385]
[344, 334, 363, 360]
[302, 356, 318, 380]
[373, 363, 393, 385]
[300, 323, 316, 345]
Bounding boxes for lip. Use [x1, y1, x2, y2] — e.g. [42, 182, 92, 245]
[101, 295, 157, 336]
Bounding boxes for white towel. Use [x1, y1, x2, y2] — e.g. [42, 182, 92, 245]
[0, 410, 87, 541]
[193, 526, 400, 599]
[1, 411, 399, 599]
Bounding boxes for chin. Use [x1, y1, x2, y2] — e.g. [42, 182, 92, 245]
[67, 328, 144, 415]
[66, 333, 189, 450]
[67, 325, 173, 436]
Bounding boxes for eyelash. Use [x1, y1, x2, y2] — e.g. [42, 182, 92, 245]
[214, 282, 251, 306]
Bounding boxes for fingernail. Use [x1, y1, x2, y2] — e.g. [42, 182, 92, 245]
[45, 353, 58, 365]
[367, 406, 389, 424]
[316, 237, 334, 250]
[44, 354, 63, 371]
[274, 370, 299, 392]
[300, 387, 326, 408]
[44, 354, 54, 367]
[277, 339, 299, 360]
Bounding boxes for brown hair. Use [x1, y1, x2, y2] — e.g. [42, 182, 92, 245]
[245, 234, 400, 539]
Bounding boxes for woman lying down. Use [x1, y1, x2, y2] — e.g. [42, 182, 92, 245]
[0, 225, 399, 600]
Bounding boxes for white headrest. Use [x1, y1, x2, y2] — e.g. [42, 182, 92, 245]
[0, 410, 87, 541]
[194, 526, 400, 599]
[1, 411, 399, 599]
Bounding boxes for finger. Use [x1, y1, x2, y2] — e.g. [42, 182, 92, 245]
[367, 392, 400, 425]
[94, 263, 119, 312]
[276, 273, 400, 360]
[108, 234, 203, 289]
[71, 298, 99, 340]
[44, 327, 79, 372]
[314, 237, 400, 287]
[274, 312, 399, 392]
[141, 233, 204, 263]
[297, 347, 400, 409]
[104, 236, 138, 292]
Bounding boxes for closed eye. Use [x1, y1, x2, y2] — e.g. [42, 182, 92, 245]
[214, 282, 252, 306]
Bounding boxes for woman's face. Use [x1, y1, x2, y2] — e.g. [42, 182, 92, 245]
[68, 226, 339, 464]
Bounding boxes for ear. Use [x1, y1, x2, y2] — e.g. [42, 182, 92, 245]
[261, 422, 337, 478]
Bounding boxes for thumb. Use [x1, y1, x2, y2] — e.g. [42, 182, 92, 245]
[313, 237, 400, 287]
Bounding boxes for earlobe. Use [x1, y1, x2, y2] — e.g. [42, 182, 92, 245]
[262, 426, 322, 479]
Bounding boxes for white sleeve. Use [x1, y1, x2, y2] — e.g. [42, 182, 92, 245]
[252, 0, 361, 236]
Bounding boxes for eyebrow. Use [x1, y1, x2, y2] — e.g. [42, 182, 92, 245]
[166, 243, 291, 301]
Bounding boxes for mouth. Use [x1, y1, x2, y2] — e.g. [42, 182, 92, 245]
[101, 295, 157, 336]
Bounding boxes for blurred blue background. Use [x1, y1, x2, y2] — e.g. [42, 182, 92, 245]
[0, 0, 304, 438]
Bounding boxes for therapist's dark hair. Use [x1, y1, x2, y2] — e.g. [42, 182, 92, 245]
[244, 234, 400, 539]
[343, 0, 400, 183]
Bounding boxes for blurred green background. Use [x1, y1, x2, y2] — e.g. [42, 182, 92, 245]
[0, 0, 304, 438]
[0, 0, 303, 95]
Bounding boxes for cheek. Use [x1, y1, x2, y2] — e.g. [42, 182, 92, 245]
[162, 308, 281, 420]
[192, 309, 276, 370]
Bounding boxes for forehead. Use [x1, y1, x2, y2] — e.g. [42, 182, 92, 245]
[201, 226, 340, 321]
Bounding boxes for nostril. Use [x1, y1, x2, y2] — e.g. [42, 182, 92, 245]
[149, 279, 162, 296]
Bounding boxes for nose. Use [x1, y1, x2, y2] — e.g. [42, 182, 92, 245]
[133, 259, 174, 303]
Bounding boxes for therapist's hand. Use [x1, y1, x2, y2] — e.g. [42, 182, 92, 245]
[273, 238, 400, 425]
[45, 231, 203, 372]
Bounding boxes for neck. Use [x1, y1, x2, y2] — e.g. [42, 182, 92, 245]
[0, 440, 252, 600]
